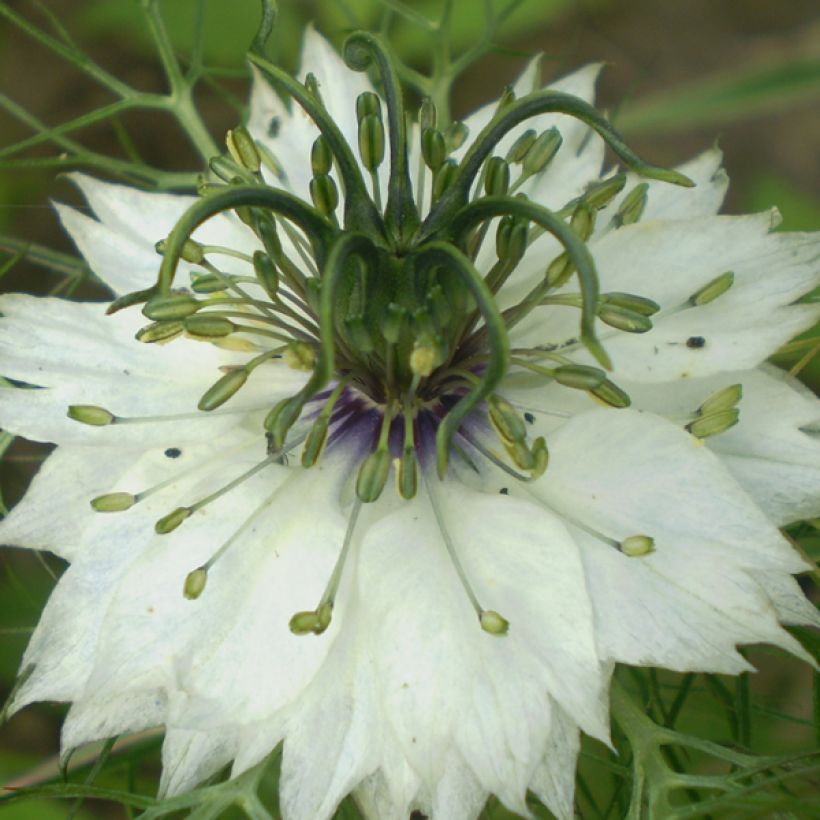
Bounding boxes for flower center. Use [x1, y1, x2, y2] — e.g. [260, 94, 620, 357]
[69, 31, 745, 636]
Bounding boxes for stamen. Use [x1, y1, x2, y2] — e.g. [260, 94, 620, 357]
[426, 477, 509, 636]
[154, 452, 280, 535]
[289, 498, 363, 636]
[355, 403, 396, 503]
[688, 271, 735, 306]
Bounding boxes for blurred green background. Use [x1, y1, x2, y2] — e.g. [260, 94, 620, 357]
[0, 0, 818, 817]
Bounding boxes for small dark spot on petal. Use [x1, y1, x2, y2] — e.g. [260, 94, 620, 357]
[268, 116, 280, 138]
[499, 487, 509, 495]
[164, 447, 182, 459]
[686, 336, 706, 349]
[410, 812, 428, 820]
[524, 412, 535, 424]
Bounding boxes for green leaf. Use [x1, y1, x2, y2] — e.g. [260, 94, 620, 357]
[619, 52, 820, 134]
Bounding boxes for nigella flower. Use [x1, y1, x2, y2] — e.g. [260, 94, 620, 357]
[2, 25, 819, 820]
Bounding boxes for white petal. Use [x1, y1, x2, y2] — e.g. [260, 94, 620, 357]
[624, 365, 820, 525]
[533, 408, 807, 573]
[160, 728, 239, 798]
[529, 704, 580, 820]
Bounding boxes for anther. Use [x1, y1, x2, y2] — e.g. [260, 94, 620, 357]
[590, 379, 631, 408]
[433, 159, 458, 201]
[311, 135, 333, 176]
[309, 173, 339, 217]
[488, 395, 527, 444]
[358, 113, 386, 172]
[689, 271, 734, 306]
[381, 303, 407, 344]
[197, 367, 248, 411]
[67, 405, 115, 426]
[422, 127, 447, 172]
[619, 534, 655, 557]
[183, 567, 209, 600]
[356, 91, 381, 121]
[686, 408, 739, 439]
[521, 127, 562, 178]
[143, 292, 201, 321]
[356, 448, 392, 503]
[419, 97, 437, 130]
[698, 384, 742, 416]
[603, 292, 660, 316]
[409, 343, 437, 377]
[135, 321, 184, 344]
[484, 156, 511, 197]
[570, 202, 596, 242]
[155, 506, 192, 535]
[184, 315, 235, 339]
[90, 492, 136, 512]
[583, 173, 627, 210]
[445, 120, 469, 151]
[598, 304, 654, 333]
[284, 341, 316, 371]
[226, 126, 261, 173]
[190, 273, 230, 294]
[613, 182, 649, 228]
[252, 250, 279, 298]
[552, 364, 606, 390]
[506, 129, 537, 164]
[480, 610, 510, 635]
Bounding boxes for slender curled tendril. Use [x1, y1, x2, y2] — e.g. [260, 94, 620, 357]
[343, 31, 420, 247]
[450, 196, 612, 369]
[412, 242, 510, 478]
[266, 232, 378, 449]
[418, 88, 694, 240]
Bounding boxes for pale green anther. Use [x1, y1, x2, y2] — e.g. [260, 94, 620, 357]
[530, 436, 549, 478]
[507, 129, 537, 164]
[598, 304, 654, 333]
[196, 176, 222, 198]
[155, 506, 192, 535]
[506, 439, 536, 471]
[410, 343, 437, 377]
[356, 91, 381, 121]
[253, 250, 279, 298]
[183, 567, 208, 600]
[583, 173, 627, 209]
[191, 273, 228, 294]
[315, 602, 334, 634]
[614, 182, 649, 227]
[381, 303, 406, 344]
[686, 408, 740, 439]
[143, 293, 200, 321]
[311, 135, 333, 176]
[285, 342, 316, 371]
[226, 126, 261, 173]
[184, 315, 235, 338]
[603, 292, 660, 316]
[419, 97, 437, 130]
[345, 315, 375, 353]
[689, 271, 735, 306]
[356, 449, 392, 503]
[496, 217, 528, 266]
[398, 446, 418, 500]
[209, 154, 243, 183]
[304, 72, 321, 98]
[488, 395, 527, 443]
[484, 156, 510, 197]
[198, 368, 249, 411]
[553, 364, 607, 390]
[358, 114, 385, 171]
[91, 492, 135, 513]
[699, 384, 743, 416]
[570, 202, 596, 241]
[310, 174, 339, 216]
[522, 127, 562, 177]
[422, 127, 447, 172]
[411, 307, 436, 338]
[67, 405, 115, 426]
[445, 121, 469, 151]
[289, 610, 321, 635]
[264, 396, 300, 447]
[257, 213, 283, 258]
[135, 320, 184, 344]
[591, 379, 631, 408]
[301, 416, 330, 468]
[155, 237, 204, 265]
[480, 609, 510, 636]
[620, 534, 655, 557]
[544, 252, 574, 289]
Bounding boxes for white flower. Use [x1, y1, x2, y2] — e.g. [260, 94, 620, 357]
[2, 26, 819, 820]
